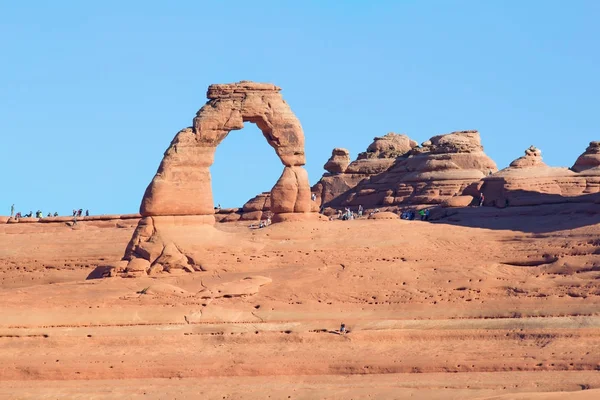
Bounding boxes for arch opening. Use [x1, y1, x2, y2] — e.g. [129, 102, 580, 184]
[211, 122, 283, 209]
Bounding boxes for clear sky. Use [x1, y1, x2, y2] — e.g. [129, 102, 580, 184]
[1, 1, 598, 215]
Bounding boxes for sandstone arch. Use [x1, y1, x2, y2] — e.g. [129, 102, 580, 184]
[122, 81, 312, 275]
[141, 81, 311, 218]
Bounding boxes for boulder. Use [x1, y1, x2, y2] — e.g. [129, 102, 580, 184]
[442, 195, 475, 208]
[125, 258, 150, 274]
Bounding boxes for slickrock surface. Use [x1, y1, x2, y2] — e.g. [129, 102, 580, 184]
[1, 211, 599, 398]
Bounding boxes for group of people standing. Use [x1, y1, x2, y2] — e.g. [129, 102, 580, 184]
[9, 204, 89, 219]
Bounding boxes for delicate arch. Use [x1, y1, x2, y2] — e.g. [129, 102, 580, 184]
[140, 81, 311, 218]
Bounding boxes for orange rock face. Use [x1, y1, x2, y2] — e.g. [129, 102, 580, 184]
[572, 141, 600, 173]
[319, 130, 497, 210]
[482, 145, 600, 207]
[324, 148, 351, 174]
[125, 81, 314, 275]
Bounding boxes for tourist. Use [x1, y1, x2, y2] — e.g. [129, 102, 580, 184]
[358, 205, 363, 217]
[10, 204, 14, 217]
[35, 210, 42, 218]
[85, 209, 89, 217]
[15, 212, 22, 218]
[53, 212, 58, 217]
[311, 193, 317, 201]
[424, 209, 430, 221]
[72, 209, 77, 217]
[340, 323, 346, 335]
[479, 193, 485, 207]
[47, 212, 52, 217]
[419, 209, 426, 220]
[77, 209, 83, 217]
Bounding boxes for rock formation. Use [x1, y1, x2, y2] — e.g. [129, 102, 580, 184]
[319, 130, 497, 211]
[324, 148, 351, 174]
[123, 81, 314, 275]
[481, 145, 600, 207]
[572, 141, 600, 173]
[313, 133, 417, 206]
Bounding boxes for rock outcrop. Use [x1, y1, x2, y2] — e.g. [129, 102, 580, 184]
[123, 81, 314, 275]
[313, 133, 417, 206]
[321, 130, 497, 210]
[572, 141, 600, 173]
[324, 148, 351, 174]
[481, 145, 600, 207]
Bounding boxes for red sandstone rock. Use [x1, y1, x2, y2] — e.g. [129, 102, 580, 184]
[323, 130, 497, 210]
[141, 81, 311, 218]
[481, 145, 600, 207]
[324, 148, 351, 174]
[572, 141, 600, 173]
[125, 82, 315, 274]
[509, 146, 544, 168]
[243, 193, 270, 213]
[368, 211, 399, 220]
[363, 133, 417, 158]
[442, 195, 475, 208]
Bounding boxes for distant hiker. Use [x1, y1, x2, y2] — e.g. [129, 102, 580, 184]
[72, 209, 77, 217]
[35, 210, 42, 218]
[479, 193, 485, 207]
[85, 209, 89, 217]
[419, 209, 426, 220]
[10, 204, 14, 217]
[53, 212, 58, 217]
[424, 209, 430, 221]
[77, 209, 83, 217]
[340, 323, 346, 335]
[73, 215, 78, 225]
[15, 212, 22, 218]
[26, 211, 32, 218]
[311, 193, 317, 201]
[358, 205, 363, 217]
[47, 212, 52, 217]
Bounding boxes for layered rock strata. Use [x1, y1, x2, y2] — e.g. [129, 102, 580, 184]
[319, 130, 497, 210]
[481, 145, 600, 207]
[313, 133, 418, 206]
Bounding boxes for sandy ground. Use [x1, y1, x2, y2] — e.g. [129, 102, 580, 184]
[0, 211, 599, 399]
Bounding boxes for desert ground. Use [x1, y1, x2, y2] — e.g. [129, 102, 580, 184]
[0, 208, 599, 399]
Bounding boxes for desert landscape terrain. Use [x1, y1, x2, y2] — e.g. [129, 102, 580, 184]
[0, 205, 599, 399]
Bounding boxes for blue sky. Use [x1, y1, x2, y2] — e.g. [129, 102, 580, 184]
[1, 1, 598, 214]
